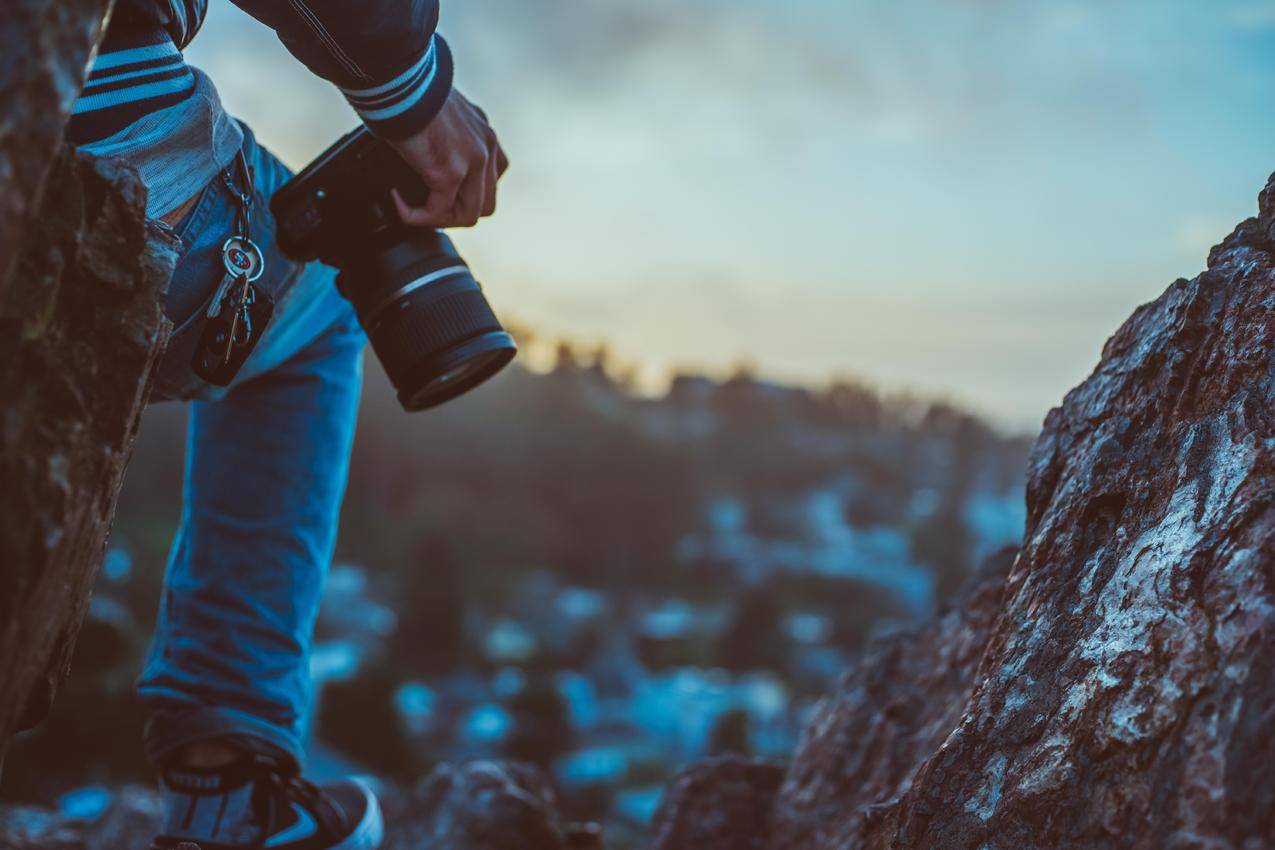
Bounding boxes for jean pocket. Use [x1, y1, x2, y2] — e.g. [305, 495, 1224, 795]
[150, 254, 229, 403]
[150, 175, 249, 403]
[158, 180, 223, 330]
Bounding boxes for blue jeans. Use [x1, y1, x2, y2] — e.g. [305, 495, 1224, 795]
[137, 124, 365, 767]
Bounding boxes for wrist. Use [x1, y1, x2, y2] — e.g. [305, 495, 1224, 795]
[341, 35, 455, 140]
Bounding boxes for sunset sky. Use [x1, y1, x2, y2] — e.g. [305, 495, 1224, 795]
[188, 0, 1275, 429]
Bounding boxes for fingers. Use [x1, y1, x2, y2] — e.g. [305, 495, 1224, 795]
[482, 148, 500, 218]
[451, 157, 488, 227]
[392, 189, 434, 228]
[386, 89, 509, 229]
[395, 149, 503, 228]
[421, 155, 467, 224]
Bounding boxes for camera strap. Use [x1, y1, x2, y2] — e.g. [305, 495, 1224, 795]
[191, 149, 276, 386]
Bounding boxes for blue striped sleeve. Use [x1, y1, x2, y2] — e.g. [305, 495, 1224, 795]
[339, 34, 454, 139]
[228, 0, 455, 139]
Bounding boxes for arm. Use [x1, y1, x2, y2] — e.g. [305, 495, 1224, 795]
[230, 0, 507, 227]
[228, 0, 454, 139]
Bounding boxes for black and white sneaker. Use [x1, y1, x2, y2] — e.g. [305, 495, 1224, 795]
[151, 756, 383, 850]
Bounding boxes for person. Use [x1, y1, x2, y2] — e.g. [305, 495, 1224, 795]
[68, 2, 508, 848]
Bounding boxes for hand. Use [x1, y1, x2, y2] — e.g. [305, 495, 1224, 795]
[386, 88, 509, 229]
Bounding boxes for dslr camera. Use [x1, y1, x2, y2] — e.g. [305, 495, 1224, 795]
[271, 126, 516, 411]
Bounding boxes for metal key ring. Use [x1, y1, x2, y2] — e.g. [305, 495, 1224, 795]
[221, 236, 265, 282]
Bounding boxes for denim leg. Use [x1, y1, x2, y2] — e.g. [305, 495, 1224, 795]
[138, 268, 365, 767]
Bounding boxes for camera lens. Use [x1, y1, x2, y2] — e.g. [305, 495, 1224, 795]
[336, 231, 517, 411]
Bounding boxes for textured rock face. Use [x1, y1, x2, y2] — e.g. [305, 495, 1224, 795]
[649, 551, 1014, 850]
[0, 148, 176, 751]
[0, 0, 175, 763]
[384, 761, 567, 850]
[656, 175, 1275, 850]
[650, 755, 786, 850]
[0, 0, 112, 299]
[770, 548, 1016, 850]
[861, 174, 1275, 850]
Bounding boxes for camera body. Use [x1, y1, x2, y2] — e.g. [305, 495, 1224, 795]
[271, 126, 516, 411]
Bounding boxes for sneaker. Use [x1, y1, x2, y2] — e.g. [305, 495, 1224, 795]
[151, 756, 383, 850]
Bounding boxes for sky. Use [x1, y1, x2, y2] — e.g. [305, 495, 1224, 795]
[187, 0, 1275, 430]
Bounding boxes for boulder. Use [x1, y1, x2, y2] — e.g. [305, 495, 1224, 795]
[0, 0, 112, 296]
[0, 149, 176, 758]
[651, 755, 786, 850]
[383, 761, 566, 850]
[655, 172, 1275, 849]
[0, 0, 175, 765]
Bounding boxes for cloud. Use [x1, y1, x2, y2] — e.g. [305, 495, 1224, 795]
[188, 0, 1275, 428]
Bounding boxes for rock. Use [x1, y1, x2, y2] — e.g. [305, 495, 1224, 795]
[770, 547, 1016, 850]
[0, 146, 176, 760]
[651, 755, 786, 850]
[647, 175, 1275, 849]
[647, 550, 1013, 850]
[0, 0, 111, 302]
[83, 785, 162, 850]
[0, 804, 85, 850]
[383, 761, 567, 850]
[856, 172, 1275, 849]
[563, 821, 606, 850]
[0, 2, 175, 765]
[0, 784, 161, 850]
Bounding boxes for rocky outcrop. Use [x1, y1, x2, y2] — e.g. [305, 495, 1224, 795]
[0, 147, 176, 760]
[0, 0, 176, 762]
[0, 0, 112, 299]
[771, 547, 1016, 850]
[650, 755, 786, 850]
[649, 550, 1014, 850]
[655, 174, 1275, 849]
[383, 762, 566, 850]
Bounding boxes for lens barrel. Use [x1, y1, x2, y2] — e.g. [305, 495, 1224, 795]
[337, 231, 516, 411]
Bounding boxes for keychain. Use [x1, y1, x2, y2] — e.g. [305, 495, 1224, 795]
[191, 150, 276, 386]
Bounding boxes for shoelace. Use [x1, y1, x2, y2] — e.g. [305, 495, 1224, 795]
[249, 759, 342, 849]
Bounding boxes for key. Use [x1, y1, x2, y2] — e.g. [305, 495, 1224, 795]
[208, 236, 265, 318]
[221, 281, 258, 364]
[221, 280, 244, 364]
[192, 237, 274, 386]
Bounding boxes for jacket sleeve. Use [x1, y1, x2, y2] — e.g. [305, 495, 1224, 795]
[227, 0, 453, 139]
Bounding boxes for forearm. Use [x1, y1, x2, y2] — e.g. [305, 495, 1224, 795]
[227, 0, 454, 138]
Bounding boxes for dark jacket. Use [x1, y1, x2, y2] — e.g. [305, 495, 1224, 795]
[110, 0, 453, 139]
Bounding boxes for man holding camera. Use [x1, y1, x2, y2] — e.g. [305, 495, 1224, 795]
[70, 2, 507, 848]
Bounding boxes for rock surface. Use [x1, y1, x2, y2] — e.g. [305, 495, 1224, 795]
[383, 761, 567, 850]
[770, 547, 1016, 850]
[650, 755, 786, 850]
[656, 174, 1275, 849]
[862, 173, 1275, 850]
[0, 0, 176, 763]
[0, 147, 176, 755]
[0, 0, 112, 300]
[648, 549, 1014, 850]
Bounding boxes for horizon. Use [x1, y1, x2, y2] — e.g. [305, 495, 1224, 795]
[186, 0, 1275, 431]
[508, 328, 1041, 439]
